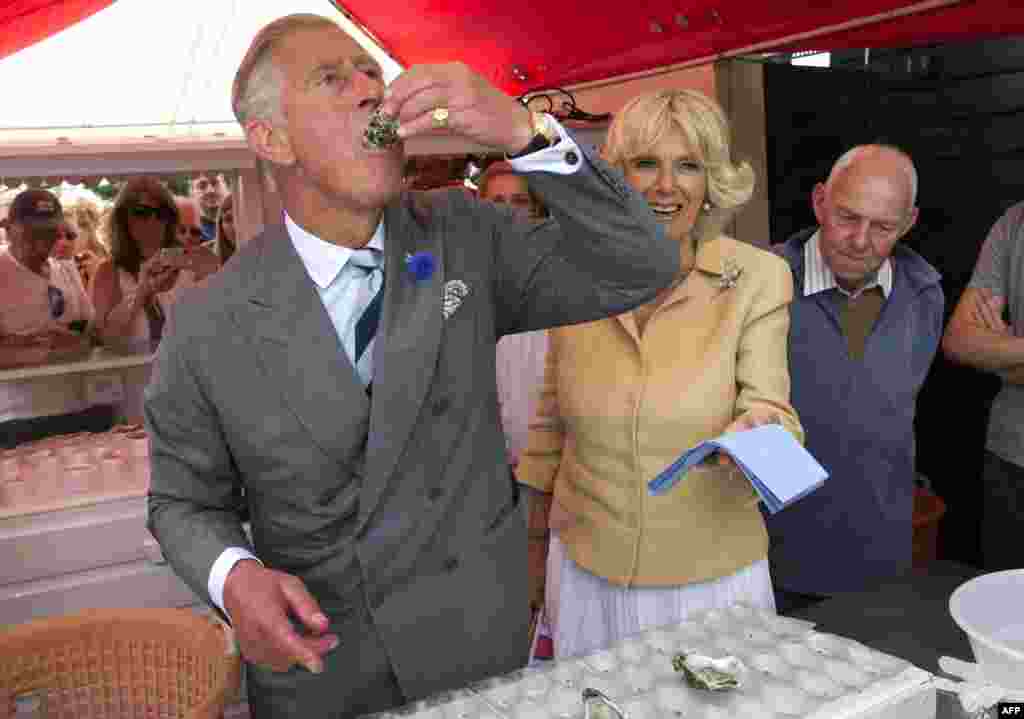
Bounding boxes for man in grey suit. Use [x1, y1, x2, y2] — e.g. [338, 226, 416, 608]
[145, 13, 675, 719]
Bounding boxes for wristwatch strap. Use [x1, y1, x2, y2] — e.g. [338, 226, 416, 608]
[508, 111, 559, 159]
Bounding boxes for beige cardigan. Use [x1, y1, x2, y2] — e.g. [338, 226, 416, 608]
[517, 235, 803, 587]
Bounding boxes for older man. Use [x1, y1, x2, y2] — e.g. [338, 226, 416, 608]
[943, 201, 1024, 571]
[767, 145, 944, 612]
[0, 189, 110, 447]
[144, 13, 674, 719]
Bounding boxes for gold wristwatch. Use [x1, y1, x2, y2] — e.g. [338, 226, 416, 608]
[508, 111, 559, 158]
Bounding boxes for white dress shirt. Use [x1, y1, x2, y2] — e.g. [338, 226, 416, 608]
[803, 230, 893, 300]
[207, 119, 583, 616]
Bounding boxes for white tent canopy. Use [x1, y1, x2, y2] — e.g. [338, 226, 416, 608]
[0, 0, 404, 181]
[0, 0, 402, 140]
[0, 0, 606, 236]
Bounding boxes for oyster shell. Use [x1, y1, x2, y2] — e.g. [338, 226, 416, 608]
[364, 108, 401, 150]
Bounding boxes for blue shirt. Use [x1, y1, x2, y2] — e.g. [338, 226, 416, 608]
[286, 213, 385, 387]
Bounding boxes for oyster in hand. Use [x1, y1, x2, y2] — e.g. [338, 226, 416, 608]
[363, 108, 401, 150]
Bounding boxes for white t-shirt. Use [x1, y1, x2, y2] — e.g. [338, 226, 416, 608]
[0, 250, 95, 423]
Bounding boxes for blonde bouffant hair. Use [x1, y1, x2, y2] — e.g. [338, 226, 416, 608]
[603, 89, 754, 246]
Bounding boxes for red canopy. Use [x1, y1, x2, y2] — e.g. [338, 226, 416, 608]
[336, 0, 1019, 93]
[2, 0, 1018, 94]
[0, 0, 113, 61]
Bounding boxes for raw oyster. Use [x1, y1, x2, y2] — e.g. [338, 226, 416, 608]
[364, 108, 401, 150]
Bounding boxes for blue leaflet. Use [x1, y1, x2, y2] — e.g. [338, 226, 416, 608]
[647, 424, 828, 514]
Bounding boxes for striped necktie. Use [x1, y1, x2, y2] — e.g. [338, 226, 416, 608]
[349, 248, 384, 387]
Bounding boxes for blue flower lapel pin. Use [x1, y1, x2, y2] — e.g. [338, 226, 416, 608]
[405, 251, 436, 283]
[442, 280, 470, 320]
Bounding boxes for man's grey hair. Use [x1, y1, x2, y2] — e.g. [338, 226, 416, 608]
[232, 14, 341, 126]
[827, 144, 919, 208]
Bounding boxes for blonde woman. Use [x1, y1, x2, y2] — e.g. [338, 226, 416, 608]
[63, 198, 110, 290]
[517, 89, 803, 658]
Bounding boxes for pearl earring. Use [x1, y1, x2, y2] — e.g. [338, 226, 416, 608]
[702, 201, 713, 213]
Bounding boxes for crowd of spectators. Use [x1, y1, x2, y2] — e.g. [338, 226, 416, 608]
[0, 174, 234, 447]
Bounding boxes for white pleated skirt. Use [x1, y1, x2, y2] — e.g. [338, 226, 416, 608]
[541, 533, 775, 659]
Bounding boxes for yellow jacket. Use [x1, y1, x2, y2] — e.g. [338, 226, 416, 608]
[517, 235, 803, 587]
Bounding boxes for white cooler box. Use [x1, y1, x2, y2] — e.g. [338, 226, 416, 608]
[0, 494, 200, 626]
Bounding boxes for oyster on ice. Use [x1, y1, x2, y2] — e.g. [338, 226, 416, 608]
[672, 653, 745, 691]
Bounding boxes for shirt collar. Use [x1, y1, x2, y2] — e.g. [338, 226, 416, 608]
[803, 230, 893, 299]
[284, 211, 385, 289]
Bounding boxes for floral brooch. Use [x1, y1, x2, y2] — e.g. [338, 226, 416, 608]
[716, 258, 743, 291]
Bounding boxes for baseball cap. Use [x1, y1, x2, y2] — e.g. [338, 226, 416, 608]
[7, 188, 64, 226]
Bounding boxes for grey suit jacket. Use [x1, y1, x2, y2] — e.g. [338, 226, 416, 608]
[145, 141, 675, 704]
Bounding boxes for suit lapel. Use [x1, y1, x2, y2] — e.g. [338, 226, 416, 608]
[361, 196, 444, 523]
[240, 226, 369, 466]
[615, 312, 641, 345]
[679, 235, 726, 307]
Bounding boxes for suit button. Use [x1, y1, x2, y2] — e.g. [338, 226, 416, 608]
[428, 487, 443, 502]
[564, 150, 579, 166]
[432, 397, 450, 416]
[443, 557, 459, 572]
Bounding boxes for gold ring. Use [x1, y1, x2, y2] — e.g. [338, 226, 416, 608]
[431, 107, 450, 129]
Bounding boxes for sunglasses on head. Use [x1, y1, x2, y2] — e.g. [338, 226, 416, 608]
[129, 204, 171, 221]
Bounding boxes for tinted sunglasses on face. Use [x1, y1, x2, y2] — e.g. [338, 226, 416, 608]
[24, 224, 59, 242]
[129, 204, 172, 221]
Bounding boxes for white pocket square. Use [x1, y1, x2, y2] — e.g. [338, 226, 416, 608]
[442, 280, 470, 320]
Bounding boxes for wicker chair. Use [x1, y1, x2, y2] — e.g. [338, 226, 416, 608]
[1, 607, 241, 719]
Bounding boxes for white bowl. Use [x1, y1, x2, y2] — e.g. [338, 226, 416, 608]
[949, 569, 1024, 689]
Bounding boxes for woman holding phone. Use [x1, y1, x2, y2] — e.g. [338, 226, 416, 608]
[91, 177, 187, 352]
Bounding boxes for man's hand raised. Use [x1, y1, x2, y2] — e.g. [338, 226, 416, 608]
[222, 560, 339, 674]
[380, 63, 534, 156]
